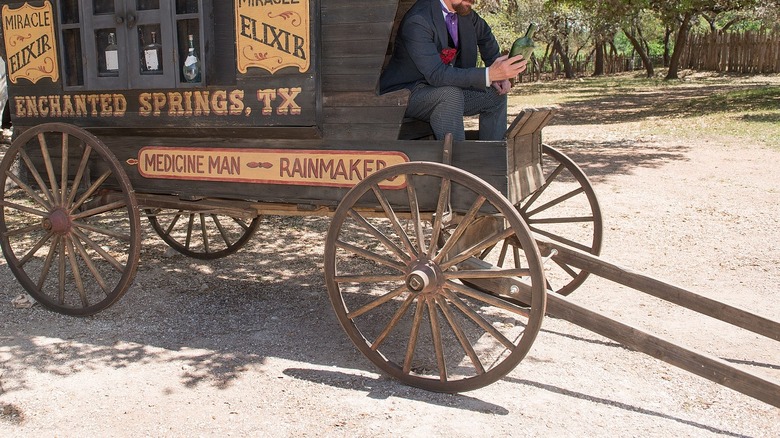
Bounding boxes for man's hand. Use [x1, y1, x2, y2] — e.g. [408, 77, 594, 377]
[488, 54, 528, 82]
[491, 79, 511, 95]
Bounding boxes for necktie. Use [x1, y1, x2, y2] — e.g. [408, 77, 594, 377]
[444, 9, 458, 48]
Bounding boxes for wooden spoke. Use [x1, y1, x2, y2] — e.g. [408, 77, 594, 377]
[442, 288, 516, 350]
[428, 177, 451, 257]
[525, 187, 585, 218]
[347, 209, 409, 263]
[71, 228, 125, 272]
[347, 285, 407, 319]
[71, 169, 112, 213]
[427, 296, 447, 382]
[335, 239, 407, 273]
[65, 144, 93, 207]
[519, 163, 565, 214]
[231, 216, 250, 231]
[371, 184, 416, 257]
[72, 220, 132, 241]
[530, 225, 591, 252]
[60, 132, 69, 205]
[5, 171, 52, 210]
[19, 149, 56, 206]
[435, 295, 485, 375]
[0, 199, 49, 218]
[211, 214, 233, 247]
[199, 214, 210, 253]
[402, 297, 426, 375]
[406, 178, 427, 257]
[371, 293, 416, 351]
[433, 195, 486, 264]
[71, 234, 109, 292]
[165, 211, 184, 235]
[37, 235, 61, 290]
[65, 237, 89, 307]
[440, 226, 515, 270]
[71, 200, 127, 220]
[334, 274, 402, 283]
[18, 231, 54, 266]
[37, 133, 62, 205]
[185, 214, 195, 249]
[446, 281, 530, 318]
[4, 224, 45, 238]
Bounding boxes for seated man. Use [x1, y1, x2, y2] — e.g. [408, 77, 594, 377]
[380, 0, 527, 141]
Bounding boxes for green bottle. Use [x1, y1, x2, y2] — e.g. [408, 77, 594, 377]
[509, 23, 537, 61]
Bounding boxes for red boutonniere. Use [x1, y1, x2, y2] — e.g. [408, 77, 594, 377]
[440, 48, 457, 65]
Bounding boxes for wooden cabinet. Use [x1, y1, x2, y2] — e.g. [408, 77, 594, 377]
[58, 0, 209, 90]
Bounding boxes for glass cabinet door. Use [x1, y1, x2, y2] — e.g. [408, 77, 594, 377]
[129, 0, 174, 88]
[61, 0, 178, 90]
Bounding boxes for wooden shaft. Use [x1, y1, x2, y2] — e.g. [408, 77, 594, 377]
[459, 257, 780, 408]
[545, 291, 780, 408]
[536, 238, 780, 342]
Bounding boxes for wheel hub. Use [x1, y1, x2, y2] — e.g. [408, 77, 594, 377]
[405, 259, 442, 294]
[43, 209, 72, 234]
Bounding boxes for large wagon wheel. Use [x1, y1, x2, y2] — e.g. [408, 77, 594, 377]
[480, 145, 602, 296]
[146, 209, 259, 259]
[325, 162, 546, 392]
[0, 123, 141, 316]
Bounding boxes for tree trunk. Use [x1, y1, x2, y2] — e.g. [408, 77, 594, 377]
[593, 39, 605, 76]
[663, 26, 672, 67]
[622, 26, 654, 78]
[666, 12, 693, 80]
[552, 37, 575, 79]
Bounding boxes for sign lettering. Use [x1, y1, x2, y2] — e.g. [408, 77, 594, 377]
[2, 2, 59, 84]
[235, 0, 310, 74]
[131, 148, 409, 189]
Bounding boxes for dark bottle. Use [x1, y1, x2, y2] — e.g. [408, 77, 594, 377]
[509, 23, 536, 61]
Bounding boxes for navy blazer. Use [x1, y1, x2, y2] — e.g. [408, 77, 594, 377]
[379, 0, 502, 94]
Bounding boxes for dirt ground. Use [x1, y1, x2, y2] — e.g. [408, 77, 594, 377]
[1, 77, 779, 437]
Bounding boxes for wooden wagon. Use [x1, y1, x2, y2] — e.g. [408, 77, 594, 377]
[0, 0, 777, 404]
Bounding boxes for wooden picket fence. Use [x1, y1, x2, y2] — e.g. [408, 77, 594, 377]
[680, 30, 780, 74]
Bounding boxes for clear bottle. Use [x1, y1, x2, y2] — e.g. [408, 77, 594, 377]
[105, 32, 119, 72]
[182, 34, 201, 82]
[509, 23, 536, 62]
[144, 31, 163, 72]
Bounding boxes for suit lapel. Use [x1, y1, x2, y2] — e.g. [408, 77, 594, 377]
[457, 12, 477, 67]
[430, 0, 450, 50]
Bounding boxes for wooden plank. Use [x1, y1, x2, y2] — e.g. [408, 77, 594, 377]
[322, 74, 379, 92]
[459, 257, 780, 408]
[323, 90, 409, 107]
[323, 40, 390, 58]
[322, 23, 393, 42]
[321, 3, 398, 25]
[323, 106, 406, 124]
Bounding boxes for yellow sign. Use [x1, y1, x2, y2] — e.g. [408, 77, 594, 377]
[131, 148, 409, 189]
[2, 1, 59, 84]
[235, 0, 310, 74]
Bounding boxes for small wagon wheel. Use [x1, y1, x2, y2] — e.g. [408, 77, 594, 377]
[480, 145, 602, 296]
[325, 162, 546, 392]
[0, 123, 141, 316]
[145, 209, 259, 259]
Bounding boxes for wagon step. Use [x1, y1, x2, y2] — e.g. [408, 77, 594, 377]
[460, 238, 780, 408]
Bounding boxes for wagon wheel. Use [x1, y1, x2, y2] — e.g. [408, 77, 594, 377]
[0, 123, 141, 316]
[146, 209, 259, 259]
[325, 162, 546, 392]
[480, 145, 602, 296]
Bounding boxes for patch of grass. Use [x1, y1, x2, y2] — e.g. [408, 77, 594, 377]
[510, 72, 780, 149]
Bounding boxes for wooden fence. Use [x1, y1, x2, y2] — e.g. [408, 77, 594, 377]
[680, 31, 780, 74]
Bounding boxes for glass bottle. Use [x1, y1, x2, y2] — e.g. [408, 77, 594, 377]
[105, 32, 119, 72]
[509, 23, 536, 62]
[144, 31, 163, 72]
[182, 34, 201, 82]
